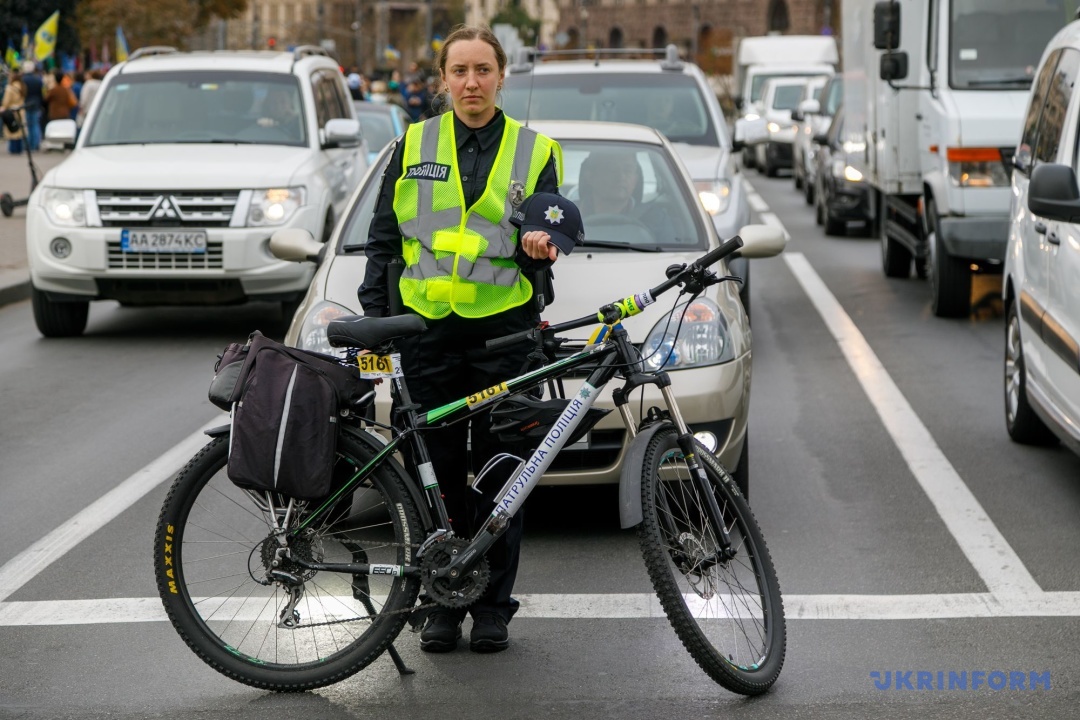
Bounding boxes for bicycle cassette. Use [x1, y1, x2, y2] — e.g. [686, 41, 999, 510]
[420, 537, 490, 609]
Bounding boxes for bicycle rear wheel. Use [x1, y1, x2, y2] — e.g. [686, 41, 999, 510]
[154, 431, 422, 691]
[638, 428, 786, 694]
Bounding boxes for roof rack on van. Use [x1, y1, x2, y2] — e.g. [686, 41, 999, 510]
[508, 44, 684, 73]
[125, 46, 178, 62]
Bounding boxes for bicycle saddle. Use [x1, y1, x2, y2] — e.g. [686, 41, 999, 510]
[326, 314, 427, 349]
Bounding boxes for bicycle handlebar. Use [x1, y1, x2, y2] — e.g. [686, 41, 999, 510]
[485, 235, 744, 351]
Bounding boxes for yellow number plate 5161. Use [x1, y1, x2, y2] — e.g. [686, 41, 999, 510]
[356, 353, 403, 379]
[467, 382, 509, 408]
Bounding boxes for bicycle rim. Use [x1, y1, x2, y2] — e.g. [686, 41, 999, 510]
[154, 433, 421, 690]
[638, 429, 786, 694]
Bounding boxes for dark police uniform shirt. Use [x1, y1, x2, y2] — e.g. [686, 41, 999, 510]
[359, 109, 559, 318]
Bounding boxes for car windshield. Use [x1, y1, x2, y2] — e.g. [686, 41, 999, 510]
[339, 139, 707, 252]
[84, 71, 307, 147]
[771, 84, 805, 111]
[501, 73, 721, 146]
[355, 109, 398, 152]
[750, 72, 822, 103]
[821, 79, 843, 115]
[949, 0, 1067, 90]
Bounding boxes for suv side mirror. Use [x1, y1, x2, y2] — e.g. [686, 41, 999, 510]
[798, 98, 821, 116]
[791, 109, 804, 122]
[1028, 162, 1080, 222]
[812, 132, 830, 145]
[874, 2, 901, 50]
[881, 52, 909, 81]
[322, 118, 363, 149]
[44, 119, 77, 150]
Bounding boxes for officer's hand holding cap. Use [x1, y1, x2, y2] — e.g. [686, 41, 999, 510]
[509, 192, 585, 256]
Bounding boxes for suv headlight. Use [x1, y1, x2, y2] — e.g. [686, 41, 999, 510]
[248, 187, 306, 226]
[295, 300, 351, 355]
[948, 161, 1009, 188]
[694, 180, 732, 216]
[42, 188, 87, 227]
[641, 297, 733, 371]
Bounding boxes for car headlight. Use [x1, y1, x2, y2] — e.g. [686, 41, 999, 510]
[641, 297, 732, 371]
[248, 187, 306, 226]
[948, 161, 1009, 188]
[295, 300, 352, 355]
[843, 165, 864, 182]
[694, 180, 732, 216]
[42, 188, 87, 227]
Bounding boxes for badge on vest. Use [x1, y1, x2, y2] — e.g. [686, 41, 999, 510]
[404, 162, 451, 181]
[509, 180, 525, 207]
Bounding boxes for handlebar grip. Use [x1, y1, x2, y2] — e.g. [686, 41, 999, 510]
[485, 328, 535, 351]
[694, 235, 744, 269]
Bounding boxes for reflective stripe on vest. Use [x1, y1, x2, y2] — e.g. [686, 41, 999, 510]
[393, 111, 563, 319]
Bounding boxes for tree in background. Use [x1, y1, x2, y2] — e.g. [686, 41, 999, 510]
[0, 0, 78, 63]
[489, 0, 540, 48]
[76, 0, 249, 54]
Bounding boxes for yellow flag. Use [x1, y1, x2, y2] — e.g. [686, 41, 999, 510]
[34, 10, 60, 62]
[116, 26, 129, 62]
[5, 46, 18, 71]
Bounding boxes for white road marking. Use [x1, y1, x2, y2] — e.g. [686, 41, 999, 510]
[0, 417, 224, 604]
[6, 592, 1080, 626]
[759, 212, 791, 239]
[745, 186, 769, 213]
[783, 251, 1041, 598]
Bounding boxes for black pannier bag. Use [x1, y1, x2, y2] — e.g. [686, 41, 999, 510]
[219, 331, 371, 501]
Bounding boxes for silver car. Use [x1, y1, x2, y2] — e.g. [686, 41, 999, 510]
[270, 121, 785, 492]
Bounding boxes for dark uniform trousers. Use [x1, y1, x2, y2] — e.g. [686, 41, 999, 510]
[395, 303, 540, 623]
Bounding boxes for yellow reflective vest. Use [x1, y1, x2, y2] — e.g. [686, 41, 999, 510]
[393, 111, 563, 319]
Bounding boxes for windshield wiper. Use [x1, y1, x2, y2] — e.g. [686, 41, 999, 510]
[169, 139, 262, 144]
[342, 244, 366, 253]
[964, 77, 1032, 87]
[579, 240, 664, 252]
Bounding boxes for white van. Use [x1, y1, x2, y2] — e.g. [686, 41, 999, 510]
[1003, 20, 1080, 457]
[26, 47, 367, 337]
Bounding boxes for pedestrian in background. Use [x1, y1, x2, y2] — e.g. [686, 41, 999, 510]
[1, 70, 27, 154]
[77, 70, 103, 128]
[70, 71, 84, 120]
[20, 62, 43, 151]
[402, 75, 429, 122]
[45, 70, 78, 123]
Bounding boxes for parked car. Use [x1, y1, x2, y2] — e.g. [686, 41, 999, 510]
[269, 121, 786, 492]
[752, 76, 810, 177]
[1002, 23, 1080, 457]
[797, 75, 842, 206]
[27, 46, 367, 337]
[499, 46, 755, 317]
[353, 101, 410, 164]
[813, 107, 872, 236]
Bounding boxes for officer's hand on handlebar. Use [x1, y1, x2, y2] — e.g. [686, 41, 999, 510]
[520, 230, 559, 262]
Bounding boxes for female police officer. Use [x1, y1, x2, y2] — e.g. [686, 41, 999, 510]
[358, 25, 567, 653]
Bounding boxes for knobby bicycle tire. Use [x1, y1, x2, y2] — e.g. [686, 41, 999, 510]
[153, 432, 423, 691]
[637, 428, 786, 694]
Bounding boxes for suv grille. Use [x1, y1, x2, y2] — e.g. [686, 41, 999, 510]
[107, 241, 224, 269]
[95, 191, 239, 228]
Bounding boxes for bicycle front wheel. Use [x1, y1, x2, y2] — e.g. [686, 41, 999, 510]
[638, 428, 786, 694]
[154, 431, 422, 691]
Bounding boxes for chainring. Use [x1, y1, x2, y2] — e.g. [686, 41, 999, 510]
[420, 537, 490, 609]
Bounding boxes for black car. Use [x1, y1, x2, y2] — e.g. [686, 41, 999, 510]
[812, 107, 872, 236]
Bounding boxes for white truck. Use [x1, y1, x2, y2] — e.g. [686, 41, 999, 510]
[733, 34, 838, 168]
[842, 0, 1074, 317]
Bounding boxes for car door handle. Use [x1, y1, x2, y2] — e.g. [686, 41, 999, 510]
[1034, 220, 1047, 235]
[1048, 229, 1060, 245]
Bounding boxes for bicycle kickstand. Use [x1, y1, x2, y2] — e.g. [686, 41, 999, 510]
[385, 642, 415, 676]
[344, 539, 416, 675]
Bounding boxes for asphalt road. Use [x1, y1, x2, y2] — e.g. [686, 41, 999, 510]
[1, 165, 1079, 719]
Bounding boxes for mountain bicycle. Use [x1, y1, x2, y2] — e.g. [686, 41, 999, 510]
[153, 233, 786, 695]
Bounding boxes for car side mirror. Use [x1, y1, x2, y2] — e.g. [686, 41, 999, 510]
[791, 109, 804, 122]
[812, 133, 830, 145]
[735, 223, 786, 259]
[270, 228, 325, 261]
[1028, 162, 1080, 223]
[881, 52, 909, 81]
[322, 118, 363, 149]
[45, 119, 77, 150]
[798, 98, 821, 116]
[734, 96, 744, 110]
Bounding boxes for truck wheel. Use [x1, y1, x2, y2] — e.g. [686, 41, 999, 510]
[880, 198, 912, 278]
[31, 287, 89, 337]
[926, 201, 971, 317]
[1004, 299, 1058, 446]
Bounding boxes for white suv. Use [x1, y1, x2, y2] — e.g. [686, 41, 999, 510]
[27, 46, 367, 337]
[1003, 23, 1080, 458]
